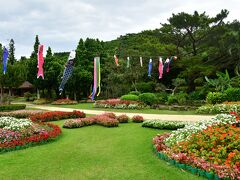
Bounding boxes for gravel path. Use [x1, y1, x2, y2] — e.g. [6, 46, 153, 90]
[26, 103, 214, 122]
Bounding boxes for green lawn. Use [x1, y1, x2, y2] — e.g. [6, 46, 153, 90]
[50, 103, 197, 115]
[0, 121, 203, 180]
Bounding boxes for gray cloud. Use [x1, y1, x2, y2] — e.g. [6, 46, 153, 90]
[0, 0, 238, 58]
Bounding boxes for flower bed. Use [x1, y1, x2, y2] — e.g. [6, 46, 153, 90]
[132, 115, 144, 123]
[94, 99, 145, 109]
[0, 110, 45, 118]
[30, 111, 86, 122]
[152, 114, 240, 179]
[51, 99, 78, 105]
[0, 117, 61, 153]
[196, 104, 240, 114]
[142, 120, 187, 130]
[63, 113, 120, 128]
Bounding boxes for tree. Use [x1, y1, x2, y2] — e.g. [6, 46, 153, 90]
[30, 35, 40, 59]
[8, 39, 15, 65]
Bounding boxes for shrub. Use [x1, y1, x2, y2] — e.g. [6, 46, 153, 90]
[129, 91, 140, 96]
[224, 88, 240, 101]
[33, 98, 52, 104]
[52, 99, 78, 105]
[175, 93, 188, 105]
[155, 92, 168, 103]
[135, 82, 154, 93]
[132, 115, 144, 123]
[120, 94, 139, 101]
[0, 104, 26, 112]
[101, 112, 116, 119]
[117, 114, 129, 123]
[206, 92, 227, 104]
[95, 115, 119, 127]
[24, 92, 32, 101]
[167, 95, 178, 105]
[142, 120, 186, 130]
[139, 93, 158, 105]
[30, 111, 86, 122]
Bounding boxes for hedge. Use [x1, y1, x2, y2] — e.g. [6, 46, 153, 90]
[0, 104, 26, 112]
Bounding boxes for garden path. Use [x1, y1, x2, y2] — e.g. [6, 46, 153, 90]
[26, 103, 214, 122]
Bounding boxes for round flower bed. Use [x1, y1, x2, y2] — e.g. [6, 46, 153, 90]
[0, 117, 61, 153]
[152, 114, 240, 179]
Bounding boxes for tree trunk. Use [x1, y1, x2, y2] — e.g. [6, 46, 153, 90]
[74, 91, 77, 101]
[0, 86, 3, 104]
[37, 89, 40, 99]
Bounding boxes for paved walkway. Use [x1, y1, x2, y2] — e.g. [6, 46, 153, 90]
[25, 103, 214, 122]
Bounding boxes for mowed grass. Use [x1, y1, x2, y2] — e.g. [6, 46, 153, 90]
[0, 121, 203, 180]
[50, 103, 197, 115]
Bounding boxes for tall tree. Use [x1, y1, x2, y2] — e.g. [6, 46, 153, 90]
[30, 35, 40, 59]
[8, 39, 15, 65]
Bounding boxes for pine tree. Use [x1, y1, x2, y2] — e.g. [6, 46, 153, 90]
[30, 35, 40, 59]
[8, 39, 15, 65]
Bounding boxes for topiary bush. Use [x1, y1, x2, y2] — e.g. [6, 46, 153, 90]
[167, 95, 178, 105]
[206, 92, 227, 104]
[120, 94, 139, 101]
[139, 93, 158, 105]
[224, 88, 240, 102]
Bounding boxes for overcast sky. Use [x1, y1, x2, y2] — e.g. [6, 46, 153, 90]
[0, 0, 239, 58]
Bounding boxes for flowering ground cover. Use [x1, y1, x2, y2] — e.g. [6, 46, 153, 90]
[153, 114, 240, 179]
[63, 113, 143, 128]
[0, 117, 61, 153]
[142, 120, 187, 130]
[0, 110, 45, 118]
[94, 98, 145, 109]
[0, 121, 200, 180]
[30, 110, 86, 122]
[51, 99, 78, 105]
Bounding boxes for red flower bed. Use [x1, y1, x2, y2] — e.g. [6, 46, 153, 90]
[63, 112, 125, 128]
[96, 99, 139, 106]
[30, 111, 86, 122]
[132, 115, 144, 123]
[0, 123, 61, 153]
[153, 123, 240, 179]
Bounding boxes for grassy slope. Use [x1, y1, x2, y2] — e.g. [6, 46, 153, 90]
[50, 103, 196, 115]
[0, 122, 203, 180]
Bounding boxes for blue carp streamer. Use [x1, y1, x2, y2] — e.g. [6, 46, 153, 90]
[59, 50, 76, 95]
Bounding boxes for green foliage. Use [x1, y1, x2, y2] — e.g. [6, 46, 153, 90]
[8, 39, 15, 65]
[0, 104, 26, 111]
[139, 93, 158, 105]
[155, 92, 168, 103]
[120, 94, 139, 101]
[167, 93, 188, 105]
[205, 70, 232, 92]
[224, 88, 240, 101]
[206, 92, 227, 104]
[135, 82, 155, 93]
[33, 98, 52, 105]
[24, 92, 36, 101]
[129, 91, 140, 96]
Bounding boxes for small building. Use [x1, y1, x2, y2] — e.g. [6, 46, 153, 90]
[18, 81, 34, 96]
